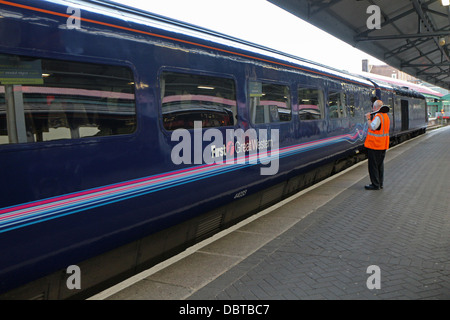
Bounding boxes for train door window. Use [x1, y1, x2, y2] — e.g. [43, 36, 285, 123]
[249, 81, 291, 124]
[161, 72, 237, 130]
[0, 54, 136, 144]
[0, 87, 7, 144]
[298, 87, 324, 120]
[347, 93, 356, 117]
[328, 90, 346, 119]
[401, 99, 409, 131]
[388, 97, 394, 124]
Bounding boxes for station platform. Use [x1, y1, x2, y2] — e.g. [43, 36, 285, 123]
[92, 126, 450, 300]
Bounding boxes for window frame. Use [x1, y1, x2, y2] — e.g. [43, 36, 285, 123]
[0, 53, 138, 147]
[248, 79, 292, 126]
[159, 68, 239, 132]
[327, 89, 347, 119]
[297, 85, 325, 121]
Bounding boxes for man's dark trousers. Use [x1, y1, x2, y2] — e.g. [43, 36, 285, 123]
[367, 148, 386, 189]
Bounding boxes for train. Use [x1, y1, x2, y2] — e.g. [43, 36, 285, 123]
[0, 0, 427, 299]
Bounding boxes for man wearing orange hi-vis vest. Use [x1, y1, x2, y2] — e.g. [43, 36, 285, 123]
[364, 100, 390, 190]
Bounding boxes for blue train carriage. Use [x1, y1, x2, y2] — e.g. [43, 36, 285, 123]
[0, 0, 426, 299]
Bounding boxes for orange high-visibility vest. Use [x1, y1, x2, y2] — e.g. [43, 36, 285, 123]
[364, 112, 390, 150]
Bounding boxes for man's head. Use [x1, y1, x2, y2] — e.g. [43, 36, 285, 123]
[373, 100, 383, 112]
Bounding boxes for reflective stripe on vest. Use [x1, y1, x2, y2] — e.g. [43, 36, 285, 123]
[364, 113, 390, 150]
[367, 132, 389, 138]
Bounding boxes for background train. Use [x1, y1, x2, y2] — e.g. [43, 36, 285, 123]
[0, 0, 427, 299]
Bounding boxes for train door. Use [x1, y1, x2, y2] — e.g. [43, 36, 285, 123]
[326, 81, 348, 136]
[401, 99, 409, 131]
[380, 90, 395, 134]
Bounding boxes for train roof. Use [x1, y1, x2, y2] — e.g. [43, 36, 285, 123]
[48, 0, 375, 87]
[359, 72, 443, 98]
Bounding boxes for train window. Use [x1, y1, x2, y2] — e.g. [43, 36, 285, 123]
[161, 72, 237, 130]
[328, 90, 346, 119]
[298, 87, 324, 120]
[0, 88, 6, 144]
[249, 81, 291, 124]
[347, 93, 356, 117]
[0, 54, 136, 144]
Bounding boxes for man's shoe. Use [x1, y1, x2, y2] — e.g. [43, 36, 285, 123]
[365, 184, 380, 190]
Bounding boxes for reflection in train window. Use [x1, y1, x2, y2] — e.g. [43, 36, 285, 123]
[249, 82, 291, 124]
[328, 90, 346, 119]
[298, 87, 324, 120]
[161, 72, 237, 130]
[0, 54, 136, 144]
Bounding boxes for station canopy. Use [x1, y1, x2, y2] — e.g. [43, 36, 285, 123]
[268, 0, 450, 90]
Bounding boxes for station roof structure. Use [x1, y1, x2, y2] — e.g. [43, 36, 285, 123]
[268, 0, 450, 90]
